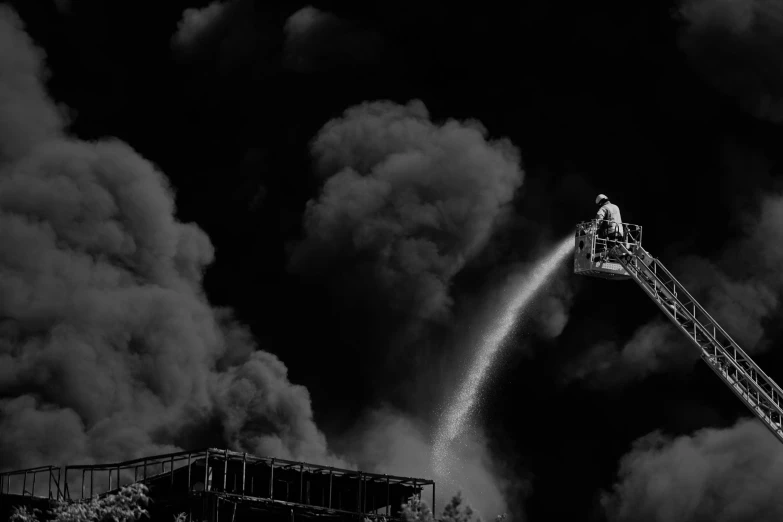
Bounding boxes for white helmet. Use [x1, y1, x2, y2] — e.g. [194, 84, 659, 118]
[595, 194, 608, 205]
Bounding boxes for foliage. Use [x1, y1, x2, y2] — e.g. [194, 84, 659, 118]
[400, 492, 507, 522]
[9, 507, 41, 522]
[8, 480, 503, 522]
[10, 484, 150, 522]
[440, 492, 475, 522]
[400, 494, 435, 522]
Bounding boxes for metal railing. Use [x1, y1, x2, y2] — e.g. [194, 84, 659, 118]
[575, 221, 643, 281]
[613, 243, 783, 443]
[0, 466, 62, 500]
[575, 220, 643, 244]
[2, 448, 435, 519]
[63, 449, 195, 501]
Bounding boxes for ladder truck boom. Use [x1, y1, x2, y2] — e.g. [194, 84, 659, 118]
[574, 220, 783, 444]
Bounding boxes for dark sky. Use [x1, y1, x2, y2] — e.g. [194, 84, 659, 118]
[3, 0, 783, 521]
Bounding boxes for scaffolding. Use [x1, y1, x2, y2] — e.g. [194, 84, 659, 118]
[0, 448, 435, 522]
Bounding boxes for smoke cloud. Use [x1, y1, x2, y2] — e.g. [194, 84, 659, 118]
[341, 407, 514, 521]
[283, 6, 383, 73]
[171, 2, 228, 52]
[676, 255, 778, 350]
[169, 0, 266, 74]
[289, 99, 524, 322]
[563, 320, 697, 389]
[0, 5, 340, 470]
[287, 99, 534, 519]
[602, 418, 783, 522]
[0, 9, 64, 165]
[678, 0, 783, 122]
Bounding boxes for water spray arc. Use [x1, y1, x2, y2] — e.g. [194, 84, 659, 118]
[432, 236, 574, 477]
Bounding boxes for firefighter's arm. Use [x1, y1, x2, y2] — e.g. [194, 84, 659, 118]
[595, 207, 607, 221]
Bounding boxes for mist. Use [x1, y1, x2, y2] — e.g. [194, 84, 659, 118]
[340, 407, 514, 521]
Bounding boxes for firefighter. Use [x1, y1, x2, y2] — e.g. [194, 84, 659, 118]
[593, 194, 625, 259]
[595, 194, 623, 240]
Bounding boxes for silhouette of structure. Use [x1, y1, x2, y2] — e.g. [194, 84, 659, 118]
[0, 448, 435, 522]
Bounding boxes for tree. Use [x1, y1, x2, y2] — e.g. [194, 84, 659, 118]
[400, 494, 435, 522]
[10, 484, 150, 522]
[440, 492, 475, 522]
[400, 492, 508, 522]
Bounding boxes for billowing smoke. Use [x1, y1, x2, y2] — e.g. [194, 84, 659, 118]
[340, 408, 513, 521]
[169, 0, 265, 73]
[283, 6, 383, 73]
[678, 0, 783, 122]
[602, 418, 783, 521]
[288, 99, 531, 518]
[289, 99, 524, 322]
[563, 320, 696, 389]
[0, 6, 340, 470]
[0, 10, 64, 165]
[171, 2, 228, 52]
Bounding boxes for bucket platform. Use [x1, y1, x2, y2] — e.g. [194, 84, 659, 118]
[573, 220, 642, 280]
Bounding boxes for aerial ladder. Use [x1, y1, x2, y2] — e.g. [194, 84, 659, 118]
[574, 220, 783, 444]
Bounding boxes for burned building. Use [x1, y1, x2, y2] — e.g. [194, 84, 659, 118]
[0, 449, 435, 522]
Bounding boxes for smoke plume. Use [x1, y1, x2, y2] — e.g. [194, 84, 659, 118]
[602, 418, 783, 521]
[341, 408, 513, 521]
[287, 99, 532, 518]
[289, 99, 524, 323]
[0, 9, 64, 165]
[0, 5, 339, 470]
[678, 0, 783, 123]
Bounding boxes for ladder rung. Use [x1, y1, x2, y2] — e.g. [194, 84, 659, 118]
[614, 248, 783, 446]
